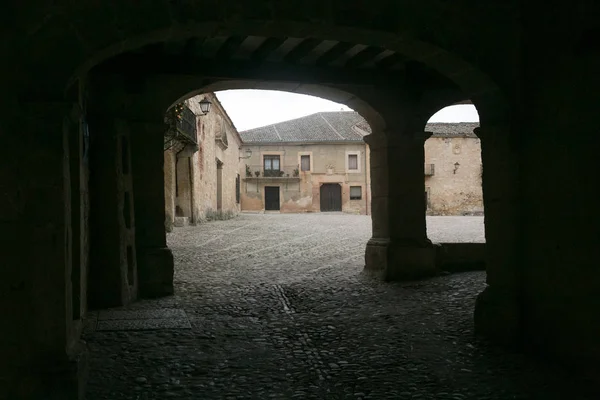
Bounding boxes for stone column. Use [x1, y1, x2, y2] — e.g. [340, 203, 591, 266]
[88, 115, 138, 308]
[163, 149, 176, 232]
[129, 121, 174, 298]
[364, 130, 436, 280]
[0, 102, 87, 399]
[473, 125, 521, 345]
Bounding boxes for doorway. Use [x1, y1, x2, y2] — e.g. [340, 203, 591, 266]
[216, 159, 223, 210]
[265, 186, 280, 211]
[320, 183, 342, 212]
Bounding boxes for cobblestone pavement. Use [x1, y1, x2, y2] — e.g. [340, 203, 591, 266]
[85, 214, 597, 399]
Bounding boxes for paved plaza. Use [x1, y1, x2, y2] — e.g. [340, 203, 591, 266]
[84, 214, 597, 399]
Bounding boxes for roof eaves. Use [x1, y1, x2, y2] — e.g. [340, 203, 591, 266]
[240, 140, 365, 146]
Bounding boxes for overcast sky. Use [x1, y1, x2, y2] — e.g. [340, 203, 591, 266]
[215, 89, 479, 131]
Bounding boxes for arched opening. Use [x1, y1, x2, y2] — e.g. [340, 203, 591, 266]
[5, 3, 600, 399]
[423, 104, 485, 272]
[78, 30, 534, 400]
[161, 89, 376, 286]
[8, 10, 599, 399]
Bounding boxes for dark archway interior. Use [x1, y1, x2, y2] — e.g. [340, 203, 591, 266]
[2, 2, 600, 398]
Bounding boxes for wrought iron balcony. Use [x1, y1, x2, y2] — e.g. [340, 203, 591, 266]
[243, 165, 301, 180]
[425, 163, 435, 176]
[164, 103, 198, 151]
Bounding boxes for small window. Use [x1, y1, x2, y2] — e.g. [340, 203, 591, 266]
[350, 186, 362, 200]
[348, 154, 358, 170]
[300, 155, 310, 171]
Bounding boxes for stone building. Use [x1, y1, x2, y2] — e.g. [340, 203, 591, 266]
[239, 112, 482, 216]
[164, 93, 242, 230]
[424, 123, 483, 215]
[239, 112, 371, 214]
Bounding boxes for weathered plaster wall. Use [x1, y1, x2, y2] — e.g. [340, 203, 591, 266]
[424, 136, 483, 215]
[186, 93, 242, 220]
[163, 93, 242, 226]
[240, 143, 370, 214]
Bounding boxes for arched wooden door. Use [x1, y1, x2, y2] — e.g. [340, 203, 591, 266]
[320, 183, 342, 212]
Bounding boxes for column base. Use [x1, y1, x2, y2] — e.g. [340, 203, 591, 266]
[137, 247, 174, 298]
[364, 238, 389, 273]
[0, 342, 88, 400]
[474, 285, 521, 347]
[364, 238, 438, 281]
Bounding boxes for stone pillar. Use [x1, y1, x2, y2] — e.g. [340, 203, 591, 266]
[129, 121, 174, 298]
[473, 125, 521, 346]
[88, 116, 138, 308]
[163, 149, 176, 232]
[0, 102, 87, 399]
[364, 130, 437, 280]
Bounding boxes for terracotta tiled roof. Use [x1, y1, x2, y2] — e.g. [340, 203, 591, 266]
[239, 112, 480, 143]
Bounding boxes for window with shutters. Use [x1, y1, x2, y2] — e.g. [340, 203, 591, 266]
[350, 186, 362, 200]
[300, 155, 310, 171]
[263, 155, 281, 177]
[348, 154, 358, 170]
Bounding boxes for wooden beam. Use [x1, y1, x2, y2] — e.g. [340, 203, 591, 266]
[251, 37, 287, 62]
[345, 46, 386, 68]
[315, 42, 355, 66]
[283, 38, 322, 63]
[215, 36, 246, 59]
[376, 52, 406, 69]
[97, 53, 402, 86]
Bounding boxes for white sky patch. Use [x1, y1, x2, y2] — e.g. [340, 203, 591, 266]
[216, 89, 479, 131]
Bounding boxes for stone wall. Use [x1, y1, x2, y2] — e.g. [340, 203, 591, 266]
[240, 143, 370, 214]
[164, 93, 242, 226]
[424, 136, 483, 215]
[517, 19, 600, 367]
[187, 93, 242, 220]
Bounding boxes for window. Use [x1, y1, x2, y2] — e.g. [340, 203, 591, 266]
[263, 155, 281, 177]
[348, 154, 358, 170]
[235, 174, 240, 204]
[300, 155, 310, 171]
[350, 186, 362, 200]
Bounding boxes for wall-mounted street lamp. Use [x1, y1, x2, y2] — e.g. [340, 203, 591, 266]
[453, 162, 460, 174]
[198, 97, 212, 115]
[239, 148, 252, 161]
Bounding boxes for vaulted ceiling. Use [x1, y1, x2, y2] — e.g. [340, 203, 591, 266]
[97, 35, 452, 90]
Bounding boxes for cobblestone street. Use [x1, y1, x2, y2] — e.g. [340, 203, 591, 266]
[85, 214, 597, 399]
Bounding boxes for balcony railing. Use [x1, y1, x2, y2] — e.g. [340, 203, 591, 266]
[243, 165, 301, 179]
[164, 103, 198, 151]
[425, 163, 435, 176]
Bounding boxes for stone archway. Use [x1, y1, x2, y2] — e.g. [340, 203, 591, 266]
[1, 4, 525, 399]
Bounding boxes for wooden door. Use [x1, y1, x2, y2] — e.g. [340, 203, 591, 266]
[320, 183, 342, 212]
[264, 186, 280, 211]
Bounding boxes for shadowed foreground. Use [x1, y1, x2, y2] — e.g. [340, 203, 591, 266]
[85, 214, 597, 399]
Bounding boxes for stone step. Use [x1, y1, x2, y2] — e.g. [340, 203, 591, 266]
[173, 216, 190, 227]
